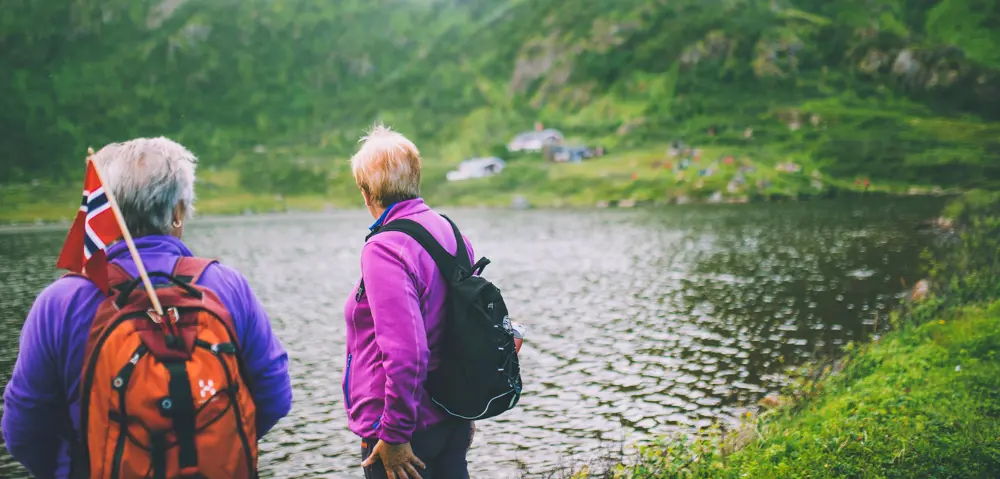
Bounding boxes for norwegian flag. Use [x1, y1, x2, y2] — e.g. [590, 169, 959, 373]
[57, 160, 123, 292]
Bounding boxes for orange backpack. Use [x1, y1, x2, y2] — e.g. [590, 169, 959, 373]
[71, 257, 258, 479]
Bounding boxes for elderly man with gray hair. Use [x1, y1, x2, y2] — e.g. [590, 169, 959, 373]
[2, 137, 293, 479]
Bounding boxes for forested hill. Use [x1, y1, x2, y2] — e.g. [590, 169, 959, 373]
[3, 0, 999, 188]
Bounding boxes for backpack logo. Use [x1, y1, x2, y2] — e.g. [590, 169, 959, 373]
[199, 379, 217, 399]
[502, 315, 512, 334]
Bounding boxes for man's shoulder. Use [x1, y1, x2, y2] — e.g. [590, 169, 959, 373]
[190, 259, 261, 320]
[24, 274, 105, 340]
[42, 274, 104, 305]
[193, 259, 252, 293]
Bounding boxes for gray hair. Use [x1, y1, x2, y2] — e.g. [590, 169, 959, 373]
[91, 137, 198, 237]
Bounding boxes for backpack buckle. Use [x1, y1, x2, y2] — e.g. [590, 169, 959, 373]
[146, 309, 163, 324]
[167, 307, 181, 323]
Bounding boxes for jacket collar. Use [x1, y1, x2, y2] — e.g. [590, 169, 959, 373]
[374, 198, 428, 227]
[106, 235, 194, 261]
[369, 203, 398, 231]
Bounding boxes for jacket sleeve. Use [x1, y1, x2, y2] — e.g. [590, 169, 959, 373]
[361, 239, 428, 445]
[211, 264, 293, 438]
[2, 284, 69, 479]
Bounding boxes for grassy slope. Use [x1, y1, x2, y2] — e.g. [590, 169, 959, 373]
[4, 1, 998, 225]
[619, 301, 1000, 479]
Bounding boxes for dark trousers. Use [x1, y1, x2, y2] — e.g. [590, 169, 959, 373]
[360, 420, 472, 479]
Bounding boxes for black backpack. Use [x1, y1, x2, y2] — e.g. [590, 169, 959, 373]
[361, 215, 522, 420]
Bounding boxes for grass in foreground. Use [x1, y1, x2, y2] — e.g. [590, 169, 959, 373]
[576, 301, 1000, 479]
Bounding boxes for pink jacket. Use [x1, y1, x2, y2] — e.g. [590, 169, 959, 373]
[342, 199, 474, 444]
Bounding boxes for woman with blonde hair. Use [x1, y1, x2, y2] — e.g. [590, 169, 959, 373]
[344, 125, 475, 479]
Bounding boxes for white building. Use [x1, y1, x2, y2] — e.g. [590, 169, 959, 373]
[446, 157, 507, 181]
[507, 129, 563, 152]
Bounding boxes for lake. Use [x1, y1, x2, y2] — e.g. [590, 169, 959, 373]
[0, 198, 943, 478]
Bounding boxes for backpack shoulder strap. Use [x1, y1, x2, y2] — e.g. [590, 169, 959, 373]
[107, 262, 131, 285]
[369, 219, 462, 277]
[440, 215, 472, 270]
[171, 257, 218, 284]
[172, 257, 242, 351]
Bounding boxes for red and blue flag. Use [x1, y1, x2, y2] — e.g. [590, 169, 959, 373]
[57, 160, 122, 292]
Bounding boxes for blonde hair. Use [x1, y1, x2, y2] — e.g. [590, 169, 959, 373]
[92, 137, 198, 237]
[350, 124, 421, 206]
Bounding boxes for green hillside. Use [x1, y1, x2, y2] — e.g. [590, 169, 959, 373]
[3, 0, 1000, 219]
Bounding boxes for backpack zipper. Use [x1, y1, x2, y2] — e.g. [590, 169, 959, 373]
[208, 345, 256, 479]
[109, 346, 146, 479]
[109, 419, 127, 479]
[78, 312, 146, 476]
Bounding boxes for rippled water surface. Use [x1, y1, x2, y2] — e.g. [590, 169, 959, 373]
[1, 199, 943, 478]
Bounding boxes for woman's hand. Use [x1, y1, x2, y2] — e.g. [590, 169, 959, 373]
[362, 440, 426, 479]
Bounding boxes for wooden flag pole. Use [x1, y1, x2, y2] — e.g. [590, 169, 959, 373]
[87, 147, 165, 316]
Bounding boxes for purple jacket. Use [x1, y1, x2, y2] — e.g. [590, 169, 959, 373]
[343, 199, 473, 444]
[2, 235, 293, 479]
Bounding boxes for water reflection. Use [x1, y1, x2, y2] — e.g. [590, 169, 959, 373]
[0, 199, 941, 478]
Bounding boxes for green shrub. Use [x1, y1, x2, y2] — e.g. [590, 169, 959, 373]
[920, 192, 1000, 318]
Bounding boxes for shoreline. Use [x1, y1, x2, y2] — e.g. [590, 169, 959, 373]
[589, 300, 1000, 479]
[0, 187, 960, 229]
[557, 192, 1000, 479]
[1, 140, 971, 228]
